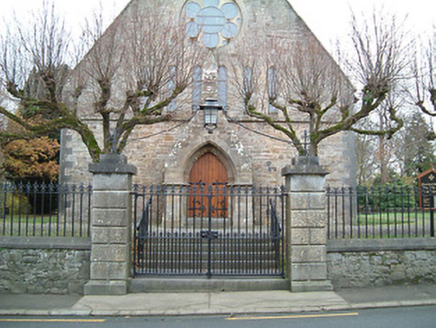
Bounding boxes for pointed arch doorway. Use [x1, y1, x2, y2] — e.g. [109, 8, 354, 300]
[189, 152, 228, 218]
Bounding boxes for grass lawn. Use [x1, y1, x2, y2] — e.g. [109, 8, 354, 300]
[1, 213, 59, 224]
[1, 214, 89, 237]
[357, 211, 433, 225]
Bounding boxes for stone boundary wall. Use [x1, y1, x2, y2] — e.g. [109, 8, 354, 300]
[327, 238, 436, 288]
[0, 237, 91, 295]
[1, 236, 435, 293]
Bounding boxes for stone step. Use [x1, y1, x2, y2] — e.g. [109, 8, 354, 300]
[128, 277, 289, 293]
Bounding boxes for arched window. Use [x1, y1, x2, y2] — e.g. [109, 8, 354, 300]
[243, 66, 253, 95]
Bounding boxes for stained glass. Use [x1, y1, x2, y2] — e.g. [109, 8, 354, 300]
[183, 0, 242, 48]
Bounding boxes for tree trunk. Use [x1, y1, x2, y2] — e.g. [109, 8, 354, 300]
[379, 134, 389, 185]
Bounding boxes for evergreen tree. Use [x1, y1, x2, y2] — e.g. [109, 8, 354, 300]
[396, 112, 436, 179]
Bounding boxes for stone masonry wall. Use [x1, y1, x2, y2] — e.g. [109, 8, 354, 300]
[0, 237, 91, 295]
[1, 236, 435, 293]
[327, 239, 436, 288]
[61, 122, 355, 187]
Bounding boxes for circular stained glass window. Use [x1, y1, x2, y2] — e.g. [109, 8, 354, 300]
[197, 7, 226, 33]
[183, 0, 242, 49]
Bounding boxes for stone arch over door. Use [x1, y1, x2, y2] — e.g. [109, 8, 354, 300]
[185, 144, 235, 186]
[163, 138, 253, 186]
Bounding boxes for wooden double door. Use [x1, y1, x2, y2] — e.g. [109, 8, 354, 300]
[189, 152, 228, 218]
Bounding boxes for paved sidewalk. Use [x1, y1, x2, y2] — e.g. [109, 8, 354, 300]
[1, 284, 436, 317]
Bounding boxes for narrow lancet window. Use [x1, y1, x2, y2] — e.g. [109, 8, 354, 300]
[192, 66, 202, 110]
[268, 66, 278, 113]
[217, 66, 228, 109]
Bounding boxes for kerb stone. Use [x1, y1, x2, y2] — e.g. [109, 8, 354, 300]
[84, 280, 127, 295]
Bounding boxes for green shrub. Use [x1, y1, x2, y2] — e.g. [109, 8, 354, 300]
[357, 179, 416, 212]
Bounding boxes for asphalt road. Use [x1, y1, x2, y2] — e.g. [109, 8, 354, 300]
[1, 306, 435, 328]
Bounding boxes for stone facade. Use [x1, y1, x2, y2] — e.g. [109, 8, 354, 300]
[0, 237, 90, 294]
[60, 0, 356, 188]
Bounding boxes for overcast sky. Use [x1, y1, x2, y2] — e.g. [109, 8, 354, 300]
[0, 0, 434, 51]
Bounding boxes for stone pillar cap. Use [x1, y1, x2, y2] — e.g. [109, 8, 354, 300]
[282, 156, 329, 176]
[89, 154, 137, 175]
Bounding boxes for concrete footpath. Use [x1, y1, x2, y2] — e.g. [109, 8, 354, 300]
[1, 284, 436, 317]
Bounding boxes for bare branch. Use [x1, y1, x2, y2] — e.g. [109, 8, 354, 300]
[229, 9, 410, 157]
[412, 33, 436, 116]
[0, 0, 206, 162]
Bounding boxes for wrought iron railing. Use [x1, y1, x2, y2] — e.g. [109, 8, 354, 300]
[0, 182, 92, 237]
[327, 186, 436, 239]
[131, 184, 285, 277]
[135, 196, 151, 267]
[269, 198, 282, 265]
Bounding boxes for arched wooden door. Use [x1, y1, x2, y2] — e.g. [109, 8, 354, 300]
[189, 152, 228, 218]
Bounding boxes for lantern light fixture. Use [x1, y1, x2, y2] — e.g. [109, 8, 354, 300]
[200, 99, 222, 134]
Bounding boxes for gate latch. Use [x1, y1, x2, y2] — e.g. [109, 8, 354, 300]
[200, 230, 219, 239]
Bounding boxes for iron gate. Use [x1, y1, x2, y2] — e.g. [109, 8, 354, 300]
[132, 184, 285, 277]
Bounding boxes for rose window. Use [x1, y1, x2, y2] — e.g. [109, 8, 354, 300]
[183, 0, 242, 48]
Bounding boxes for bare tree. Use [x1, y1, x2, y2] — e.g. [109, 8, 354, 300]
[233, 10, 410, 157]
[413, 29, 436, 126]
[0, 1, 205, 163]
[355, 133, 377, 186]
[0, 1, 73, 140]
[374, 103, 398, 184]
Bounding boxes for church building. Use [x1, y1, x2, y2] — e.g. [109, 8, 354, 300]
[60, 0, 356, 189]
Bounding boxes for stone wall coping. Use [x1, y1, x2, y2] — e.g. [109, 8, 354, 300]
[0, 236, 91, 250]
[327, 238, 436, 252]
[282, 156, 329, 177]
[89, 154, 137, 175]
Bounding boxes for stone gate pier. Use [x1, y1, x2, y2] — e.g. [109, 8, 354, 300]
[84, 154, 136, 295]
[282, 156, 333, 292]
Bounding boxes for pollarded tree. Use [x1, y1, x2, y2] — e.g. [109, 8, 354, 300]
[0, 1, 206, 163]
[233, 10, 409, 156]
